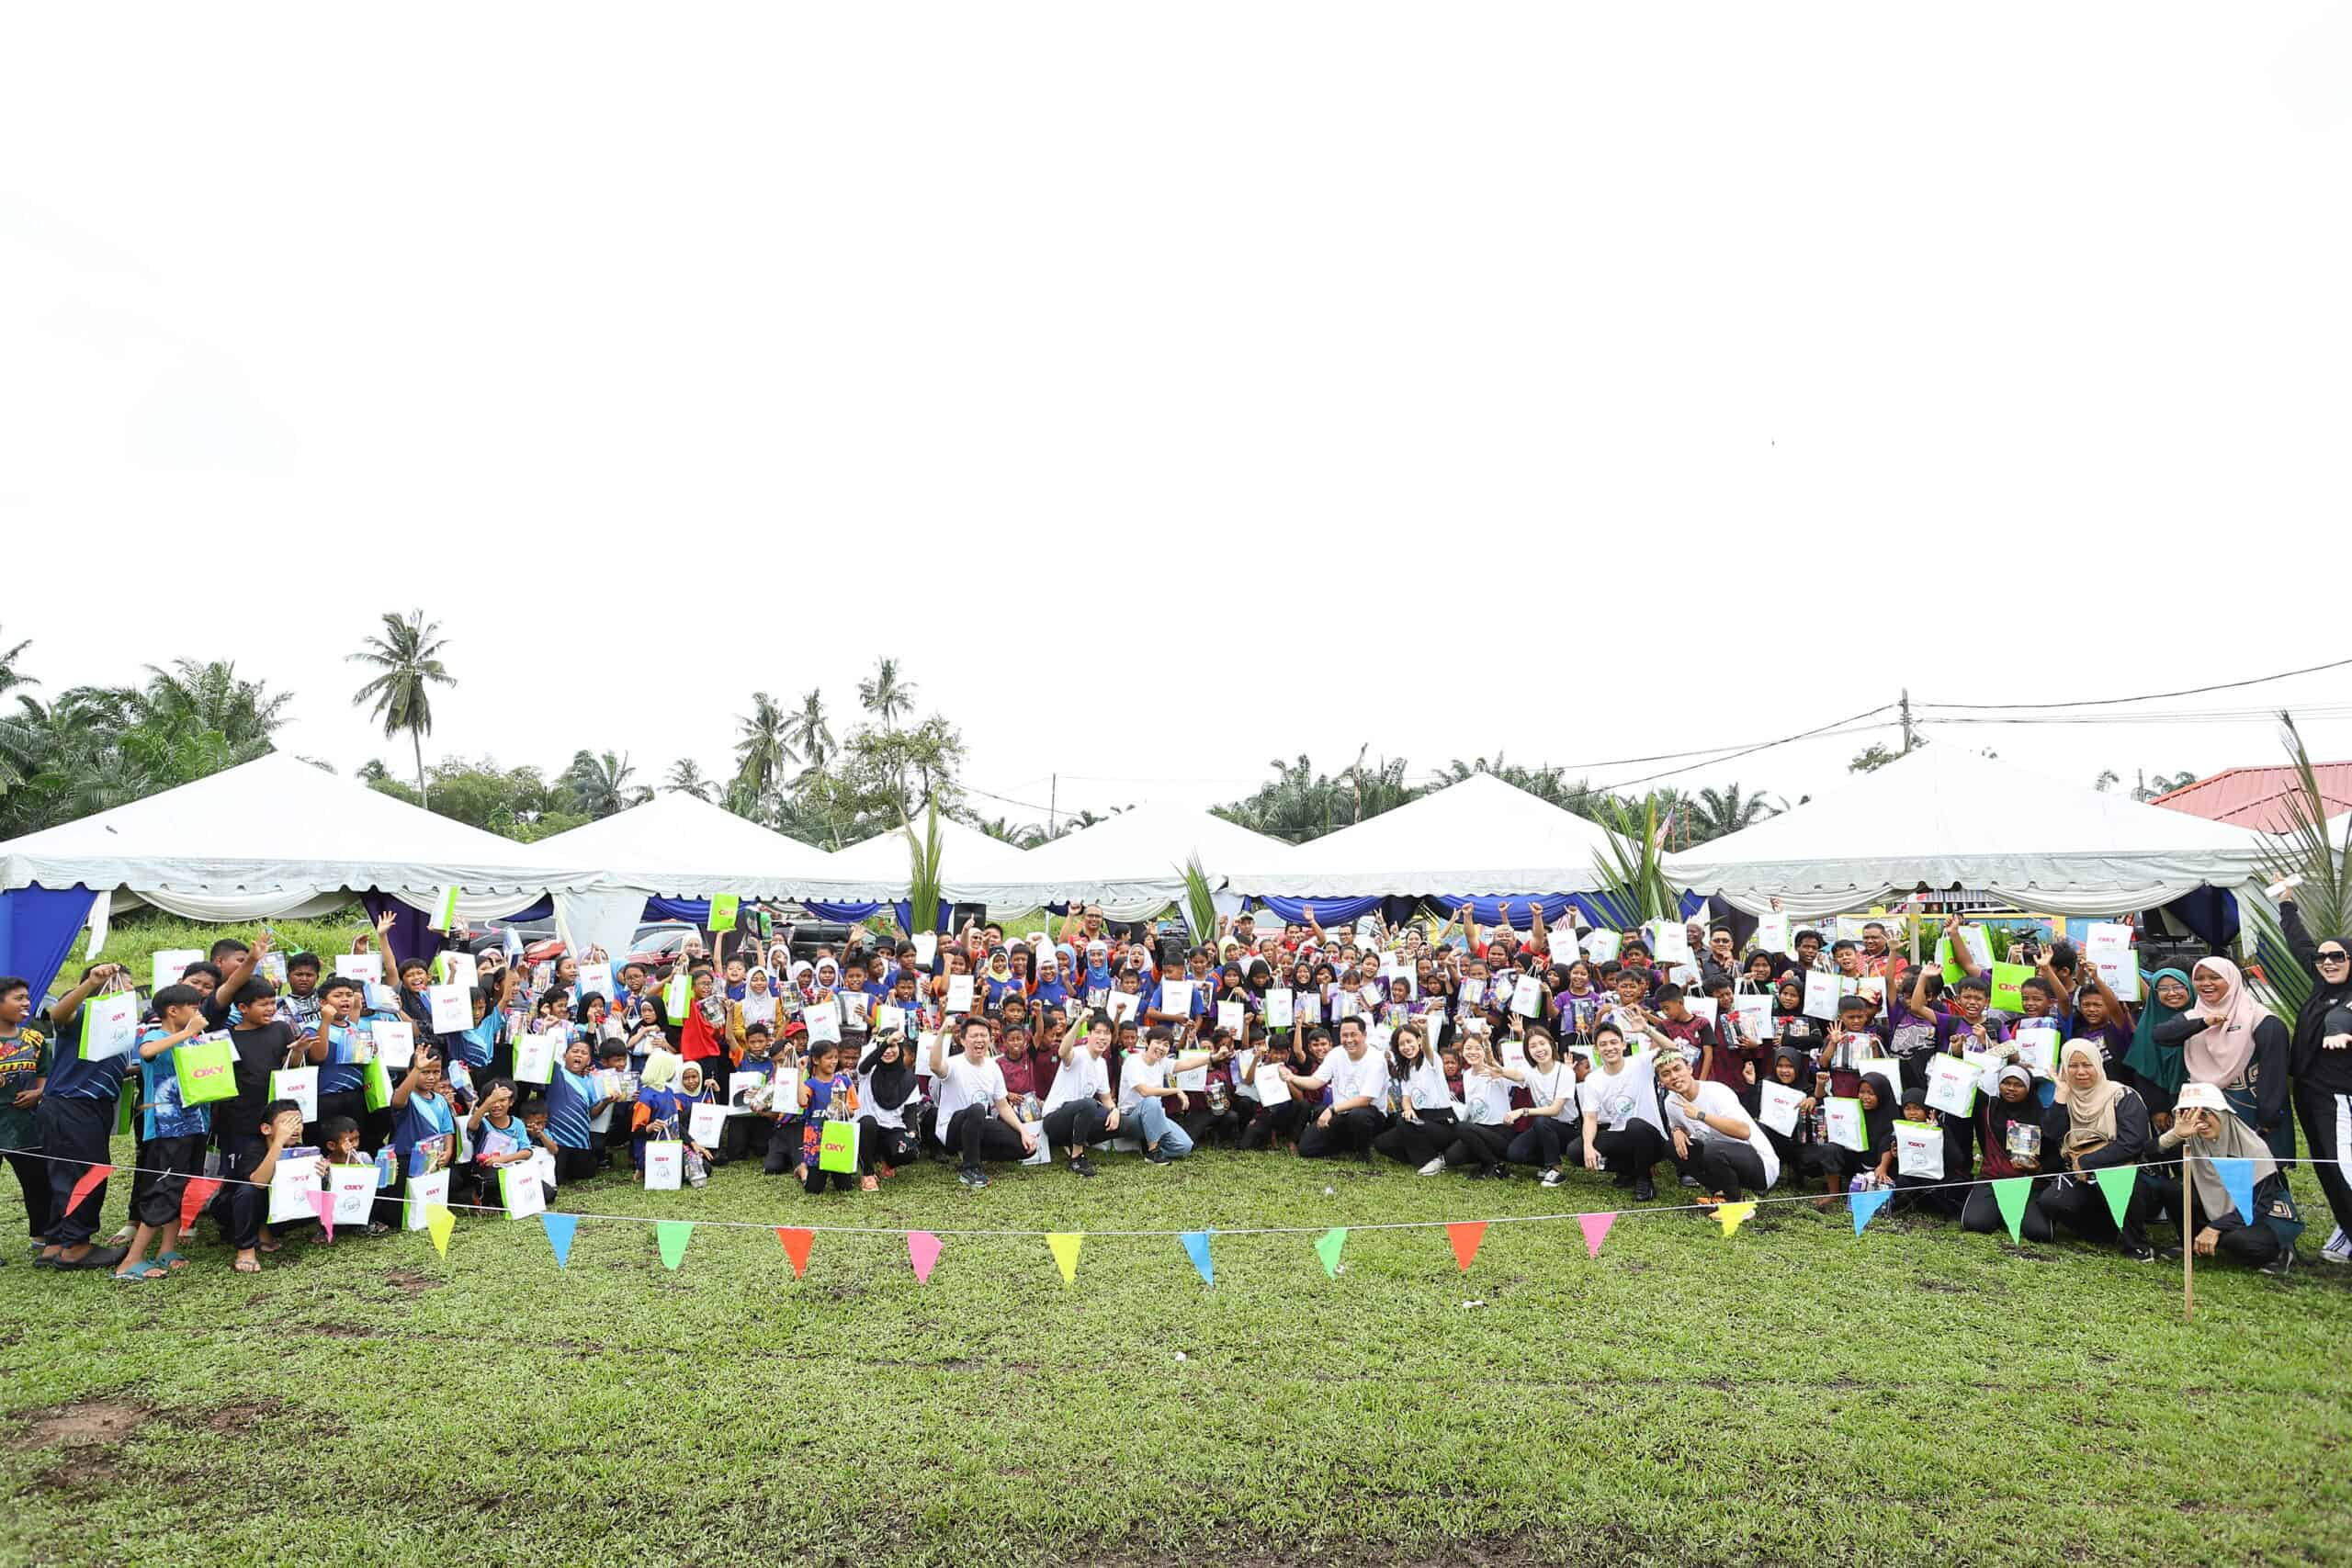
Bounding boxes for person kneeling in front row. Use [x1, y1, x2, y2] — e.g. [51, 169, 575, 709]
[927, 1019, 1035, 1191]
[1659, 1052, 1780, 1208]
[1287, 1016, 1392, 1160]
[2148, 1082, 2304, 1276]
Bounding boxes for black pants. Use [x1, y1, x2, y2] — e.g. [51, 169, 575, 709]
[1959, 1180, 2055, 1242]
[765, 1121, 807, 1175]
[555, 1144, 601, 1184]
[132, 1134, 205, 1227]
[1589, 1122, 1667, 1184]
[802, 1160, 856, 1194]
[2293, 1086, 2352, 1239]
[210, 1132, 269, 1252]
[1372, 1108, 1457, 1168]
[4, 1149, 53, 1239]
[2139, 1173, 2288, 1265]
[2040, 1168, 2148, 1252]
[1804, 1142, 1871, 1187]
[947, 1106, 1028, 1169]
[857, 1118, 917, 1173]
[1178, 1104, 1242, 1149]
[1298, 1106, 1387, 1158]
[1685, 1136, 1770, 1201]
[360, 1106, 394, 1156]
[1240, 1099, 1306, 1150]
[721, 1114, 772, 1163]
[1506, 1116, 1579, 1168]
[1041, 1100, 1109, 1155]
[37, 1097, 115, 1247]
[1443, 1121, 1514, 1168]
[309, 1089, 368, 1151]
[1894, 1172, 1962, 1217]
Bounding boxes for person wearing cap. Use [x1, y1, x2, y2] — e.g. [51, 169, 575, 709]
[1959, 1065, 2056, 1242]
[2148, 1082, 2303, 1274]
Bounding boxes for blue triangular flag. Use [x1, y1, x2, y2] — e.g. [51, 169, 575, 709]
[1850, 1187, 1893, 1236]
[2213, 1157, 2257, 1224]
[1180, 1229, 1214, 1286]
[540, 1212, 580, 1269]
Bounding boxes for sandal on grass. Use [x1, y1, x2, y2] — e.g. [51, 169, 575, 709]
[113, 1261, 168, 1282]
[155, 1251, 191, 1271]
[232, 1255, 262, 1274]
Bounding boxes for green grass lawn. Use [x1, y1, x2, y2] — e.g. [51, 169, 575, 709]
[3, 1139, 2348, 1568]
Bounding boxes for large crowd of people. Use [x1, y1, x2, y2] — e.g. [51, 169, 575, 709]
[2, 894, 2346, 1282]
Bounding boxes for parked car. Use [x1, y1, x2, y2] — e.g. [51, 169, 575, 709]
[624, 921, 702, 978]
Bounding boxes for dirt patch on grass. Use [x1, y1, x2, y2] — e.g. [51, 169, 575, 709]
[9, 1397, 150, 1451]
[202, 1398, 288, 1436]
[385, 1268, 443, 1293]
[307, 1321, 382, 1338]
[1912, 1278, 1976, 1295]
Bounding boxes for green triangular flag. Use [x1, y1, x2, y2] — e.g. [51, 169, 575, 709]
[1991, 1177, 2032, 1243]
[2093, 1164, 2138, 1229]
[656, 1220, 694, 1271]
[1314, 1227, 1347, 1279]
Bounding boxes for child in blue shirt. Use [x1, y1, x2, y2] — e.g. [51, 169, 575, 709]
[114, 984, 213, 1281]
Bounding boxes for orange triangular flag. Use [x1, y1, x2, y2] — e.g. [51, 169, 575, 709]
[1446, 1220, 1487, 1272]
[776, 1226, 814, 1279]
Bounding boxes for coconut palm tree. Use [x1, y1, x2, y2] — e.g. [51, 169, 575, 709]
[664, 758, 715, 800]
[559, 750, 650, 818]
[785, 688, 835, 772]
[0, 626, 32, 701]
[732, 691, 797, 807]
[858, 657, 917, 724]
[348, 610, 456, 806]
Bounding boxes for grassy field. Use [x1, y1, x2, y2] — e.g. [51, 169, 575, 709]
[2, 1132, 2348, 1568]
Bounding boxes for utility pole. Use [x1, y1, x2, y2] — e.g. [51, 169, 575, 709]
[1047, 774, 1057, 840]
[1900, 689, 1916, 755]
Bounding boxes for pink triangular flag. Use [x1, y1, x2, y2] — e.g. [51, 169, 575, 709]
[908, 1230, 941, 1284]
[305, 1187, 334, 1243]
[1577, 1211, 1615, 1259]
[67, 1163, 114, 1213]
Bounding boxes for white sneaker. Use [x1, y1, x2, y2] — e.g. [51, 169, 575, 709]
[2322, 1226, 2350, 1265]
[1417, 1157, 1445, 1177]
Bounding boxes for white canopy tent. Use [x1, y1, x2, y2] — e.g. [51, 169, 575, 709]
[1226, 772, 1616, 897]
[956, 804, 1295, 919]
[1662, 747, 2274, 918]
[825, 816, 1038, 896]
[0, 751, 611, 924]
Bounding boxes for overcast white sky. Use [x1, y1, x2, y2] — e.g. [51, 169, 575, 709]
[5, 4, 2349, 831]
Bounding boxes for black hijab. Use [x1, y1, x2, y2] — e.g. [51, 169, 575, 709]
[1860, 1071, 1899, 1155]
[860, 1038, 913, 1111]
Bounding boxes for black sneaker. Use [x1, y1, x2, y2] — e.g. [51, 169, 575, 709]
[2260, 1250, 2296, 1278]
[1485, 1163, 1511, 1181]
[967, 1169, 991, 1191]
[1069, 1156, 1099, 1179]
[1679, 1174, 1702, 1190]
[1541, 1168, 1566, 1189]
[2121, 1243, 2157, 1264]
[1145, 1146, 1175, 1166]
[1634, 1177, 1657, 1202]
[956, 1166, 980, 1189]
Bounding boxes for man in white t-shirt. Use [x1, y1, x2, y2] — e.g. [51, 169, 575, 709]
[1117, 1025, 1216, 1165]
[1039, 1012, 1120, 1177]
[926, 1018, 1034, 1190]
[1285, 1016, 1393, 1160]
[1658, 1052, 1779, 1203]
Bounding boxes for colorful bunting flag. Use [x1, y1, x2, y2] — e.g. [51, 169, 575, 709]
[305, 1187, 334, 1243]
[908, 1230, 942, 1283]
[1180, 1230, 1214, 1286]
[179, 1177, 223, 1231]
[1849, 1187, 1892, 1235]
[1446, 1220, 1487, 1272]
[2093, 1164, 2138, 1228]
[67, 1164, 113, 1213]
[1314, 1227, 1347, 1278]
[1992, 1177, 2032, 1243]
[1047, 1232, 1084, 1284]
[656, 1220, 693, 1270]
[1713, 1201, 1756, 1238]
[425, 1204, 455, 1257]
[540, 1213, 579, 1269]
[776, 1226, 815, 1279]
[1577, 1212, 1615, 1259]
[2213, 1157, 2256, 1224]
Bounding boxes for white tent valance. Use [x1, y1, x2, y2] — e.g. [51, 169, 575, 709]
[0, 753, 609, 921]
[955, 804, 1295, 919]
[1662, 748, 2273, 919]
[1226, 773, 1615, 897]
[521, 792, 898, 902]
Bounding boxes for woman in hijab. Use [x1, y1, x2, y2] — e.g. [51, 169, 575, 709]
[2151, 1082, 2303, 1274]
[980, 946, 1022, 1008]
[1959, 1066, 2056, 1241]
[2149, 957, 2292, 1165]
[2274, 896, 2352, 1263]
[1031, 948, 1072, 1012]
[2036, 1042, 2155, 1260]
[731, 965, 780, 1049]
[856, 1034, 921, 1179]
[2120, 968, 2193, 1122]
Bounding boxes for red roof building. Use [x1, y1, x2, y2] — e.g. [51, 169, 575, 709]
[2148, 764, 2352, 831]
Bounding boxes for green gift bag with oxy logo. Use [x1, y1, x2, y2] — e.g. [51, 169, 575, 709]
[362, 1057, 394, 1113]
[174, 1035, 239, 1107]
[708, 895, 739, 934]
[819, 1118, 860, 1174]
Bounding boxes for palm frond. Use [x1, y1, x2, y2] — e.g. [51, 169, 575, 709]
[1177, 855, 1219, 949]
[904, 797, 945, 936]
[2241, 711, 2352, 1022]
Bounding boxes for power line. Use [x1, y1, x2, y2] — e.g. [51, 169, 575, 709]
[1589, 707, 1901, 793]
[1918, 654, 2352, 711]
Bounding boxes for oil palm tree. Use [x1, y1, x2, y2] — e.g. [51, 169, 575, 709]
[139, 659, 291, 759]
[858, 657, 917, 724]
[664, 758, 715, 800]
[348, 610, 456, 806]
[1679, 784, 1783, 845]
[732, 691, 797, 807]
[785, 688, 835, 772]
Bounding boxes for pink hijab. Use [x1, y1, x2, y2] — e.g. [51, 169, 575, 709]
[2181, 957, 2265, 1086]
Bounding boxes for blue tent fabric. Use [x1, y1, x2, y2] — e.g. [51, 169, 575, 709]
[0, 883, 95, 1004]
[360, 890, 452, 972]
[1252, 891, 1702, 931]
[2165, 887, 2240, 949]
[1252, 896, 1385, 927]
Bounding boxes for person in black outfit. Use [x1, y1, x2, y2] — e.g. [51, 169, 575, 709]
[2037, 1042, 2154, 1262]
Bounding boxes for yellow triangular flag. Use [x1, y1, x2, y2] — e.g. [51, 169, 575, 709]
[426, 1203, 455, 1257]
[1713, 1201, 1756, 1238]
[1046, 1231, 1084, 1284]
